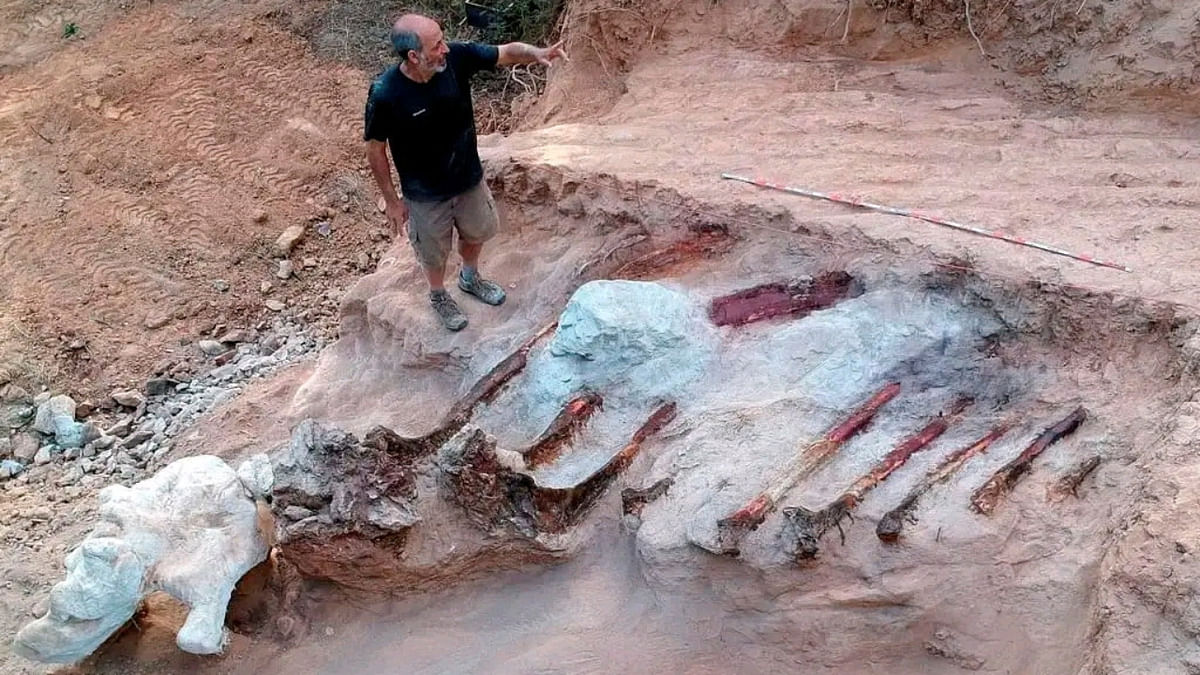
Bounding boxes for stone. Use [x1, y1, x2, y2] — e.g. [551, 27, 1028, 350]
[58, 465, 84, 486]
[64, 447, 80, 461]
[273, 225, 305, 258]
[0, 383, 31, 403]
[251, 209, 268, 223]
[260, 281, 273, 294]
[198, 340, 227, 357]
[2, 402, 35, 429]
[302, 257, 317, 269]
[92, 435, 116, 450]
[144, 313, 171, 330]
[34, 446, 53, 465]
[122, 431, 153, 449]
[276, 260, 294, 280]
[212, 279, 230, 293]
[260, 335, 283, 354]
[13, 455, 271, 663]
[33, 394, 76, 435]
[112, 389, 145, 408]
[106, 418, 133, 438]
[356, 252, 371, 271]
[217, 329, 255, 344]
[529, 280, 719, 406]
[33, 395, 89, 449]
[281, 505, 313, 521]
[13, 433, 39, 461]
[1, 459, 24, 479]
[80, 422, 102, 446]
[75, 401, 95, 419]
[0, 434, 10, 457]
[265, 300, 285, 312]
[144, 378, 177, 397]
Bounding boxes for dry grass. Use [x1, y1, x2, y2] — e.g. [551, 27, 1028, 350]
[271, 0, 564, 133]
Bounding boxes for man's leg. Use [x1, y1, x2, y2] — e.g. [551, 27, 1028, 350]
[406, 198, 468, 330]
[454, 181, 506, 306]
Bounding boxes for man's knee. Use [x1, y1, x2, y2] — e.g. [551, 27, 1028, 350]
[455, 180, 499, 245]
[406, 200, 455, 269]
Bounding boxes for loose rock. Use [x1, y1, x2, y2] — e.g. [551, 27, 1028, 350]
[273, 225, 305, 257]
[33, 395, 76, 435]
[144, 313, 172, 330]
[265, 300, 286, 312]
[122, 431, 153, 449]
[198, 340, 227, 357]
[111, 389, 145, 408]
[13, 433, 39, 461]
[1, 459, 24, 478]
[145, 378, 177, 397]
[218, 329, 256, 344]
[260, 281, 273, 294]
[212, 279, 230, 293]
[276, 260, 294, 280]
[34, 446, 53, 465]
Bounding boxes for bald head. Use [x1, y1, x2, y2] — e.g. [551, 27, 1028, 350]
[391, 14, 436, 59]
[391, 13, 448, 79]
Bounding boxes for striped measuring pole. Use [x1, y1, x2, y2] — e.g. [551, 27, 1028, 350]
[721, 173, 1132, 273]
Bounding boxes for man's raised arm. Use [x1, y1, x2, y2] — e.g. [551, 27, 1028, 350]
[496, 40, 569, 67]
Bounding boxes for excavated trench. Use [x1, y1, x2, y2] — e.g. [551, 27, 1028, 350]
[86, 168, 1200, 674]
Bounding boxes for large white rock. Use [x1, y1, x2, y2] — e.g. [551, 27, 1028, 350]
[528, 280, 718, 406]
[13, 454, 272, 664]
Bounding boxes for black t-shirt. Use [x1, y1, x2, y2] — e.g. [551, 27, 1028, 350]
[364, 42, 499, 202]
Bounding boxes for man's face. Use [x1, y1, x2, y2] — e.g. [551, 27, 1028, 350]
[416, 25, 449, 73]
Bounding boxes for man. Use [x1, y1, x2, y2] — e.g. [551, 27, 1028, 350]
[364, 13, 568, 331]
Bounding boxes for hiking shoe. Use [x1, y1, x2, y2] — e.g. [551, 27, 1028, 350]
[458, 271, 507, 306]
[430, 290, 467, 331]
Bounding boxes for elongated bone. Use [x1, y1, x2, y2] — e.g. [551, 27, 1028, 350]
[783, 397, 972, 560]
[364, 322, 556, 457]
[444, 403, 678, 534]
[876, 424, 1008, 542]
[610, 229, 735, 280]
[1046, 454, 1102, 503]
[533, 402, 678, 532]
[521, 392, 604, 468]
[711, 382, 901, 555]
[708, 271, 860, 327]
[971, 407, 1087, 515]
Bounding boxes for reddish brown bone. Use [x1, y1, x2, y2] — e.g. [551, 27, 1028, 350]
[1046, 454, 1102, 503]
[783, 397, 973, 560]
[365, 322, 556, 457]
[533, 402, 677, 532]
[708, 271, 859, 327]
[611, 230, 735, 280]
[711, 382, 901, 555]
[521, 392, 604, 468]
[971, 407, 1087, 515]
[876, 424, 1008, 542]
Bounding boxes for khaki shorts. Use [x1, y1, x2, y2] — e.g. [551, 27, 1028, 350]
[405, 180, 499, 270]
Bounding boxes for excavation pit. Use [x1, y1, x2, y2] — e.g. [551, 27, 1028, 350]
[65, 171, 1200, 675]
[226, 172, 1196, 674]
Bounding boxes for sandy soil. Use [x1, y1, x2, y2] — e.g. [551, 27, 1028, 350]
[4, 0, 1200, 673]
